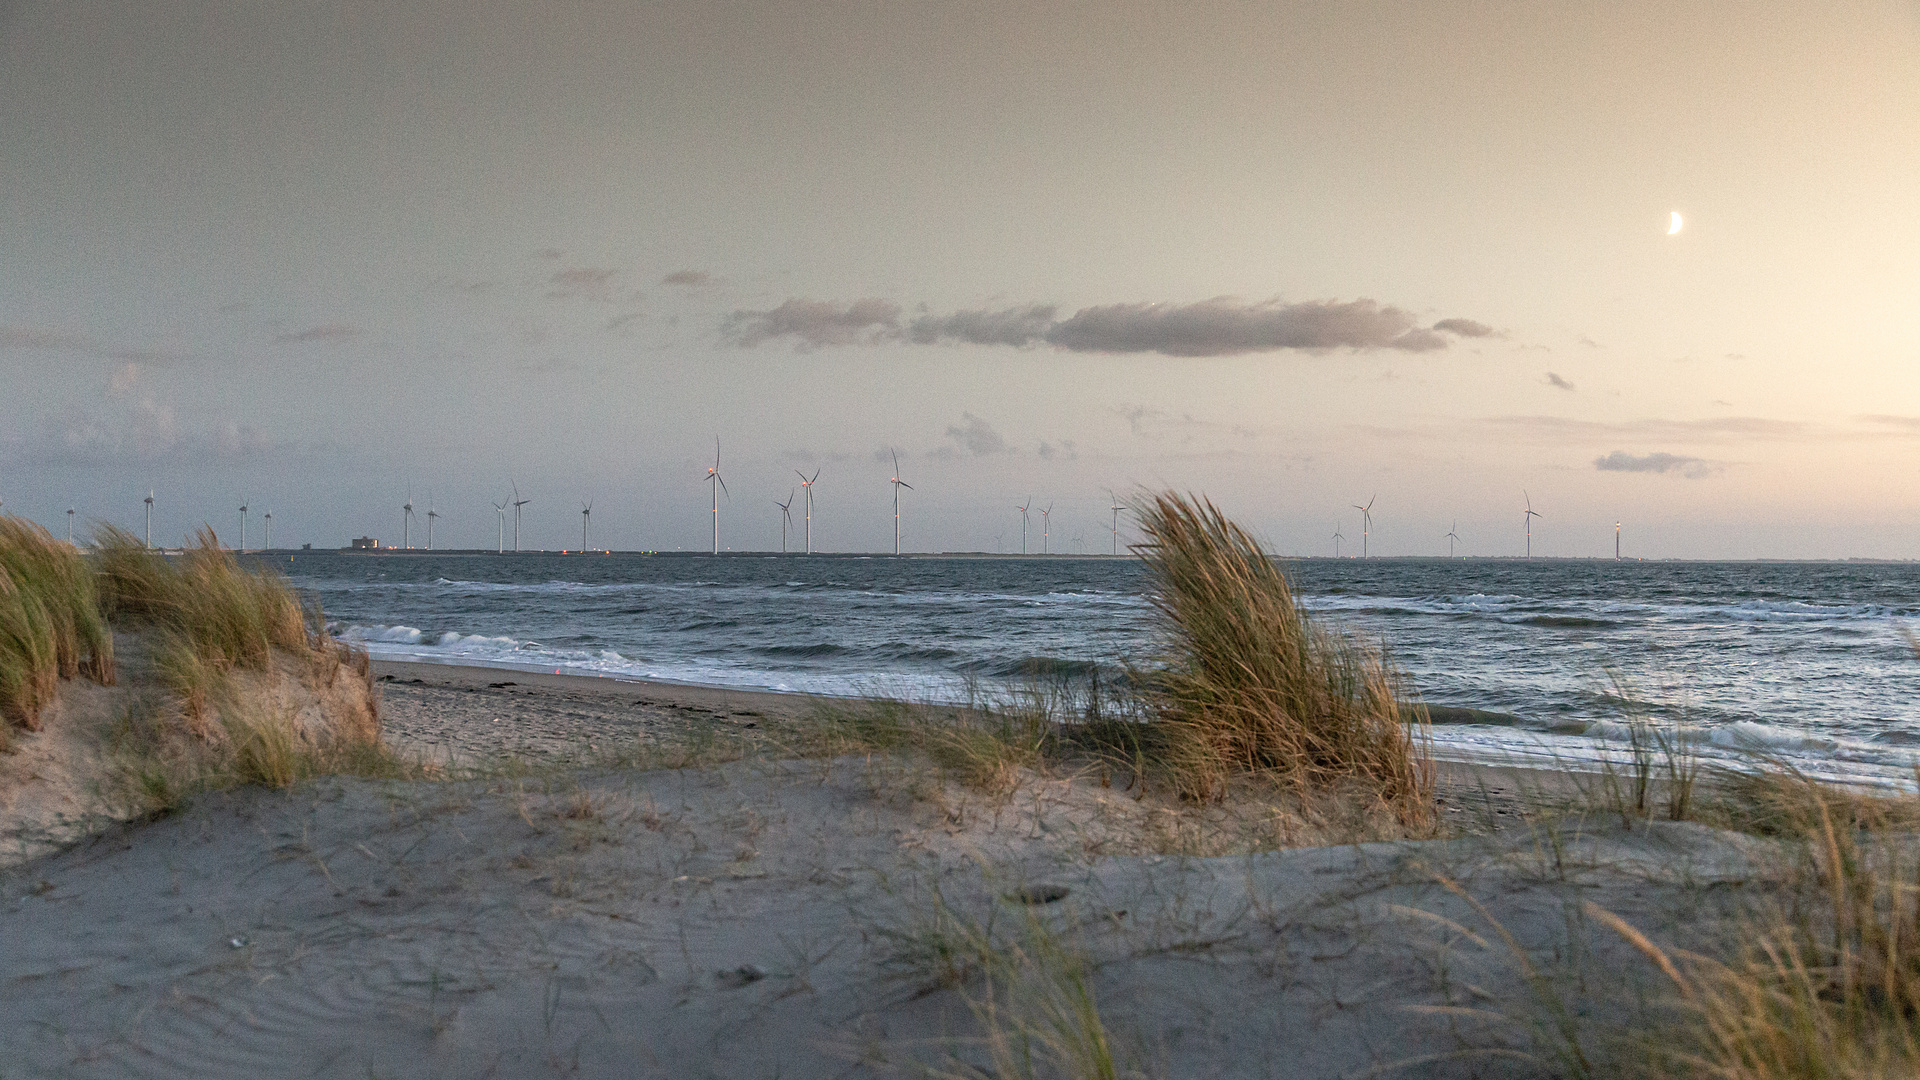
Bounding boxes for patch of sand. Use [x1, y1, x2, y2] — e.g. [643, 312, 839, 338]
[0, 662, 1778, 1077]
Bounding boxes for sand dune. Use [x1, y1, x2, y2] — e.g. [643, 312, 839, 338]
[0, 663, 1776, 1078]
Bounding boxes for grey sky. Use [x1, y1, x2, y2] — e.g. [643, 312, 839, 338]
[3, 1, 1917, 557]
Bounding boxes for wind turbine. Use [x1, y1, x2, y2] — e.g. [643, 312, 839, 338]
[511, 483, 531, 552]
[1445, 521, 1461, 557]
[794, 468, 819, 553]
[238, 499, 249, 552]
[1350, 496, 1374, 558]
[426, 497, 438, 550]
[263, 511, 272, 550]
[888, 449, 913, 555]
[1524, 491, 1542, 558]
[704, 440, 728, 554]
[66, 508, 75, 544]
[144, 491, 154, 549]
[1615, 520, 1622, 560]
[580, 499, 593, 551]
[1110, 496, 1126, 556]
[776, 490, 795, 553]
[402, 488, 415, 549]
[1333, 523, 1345, 557]
[1040, 503, 1053, 554]
[492, 497, 508, 553]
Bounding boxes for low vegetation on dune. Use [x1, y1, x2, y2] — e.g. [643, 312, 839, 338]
[0, 517, 115, 744]
[1617, 767, 1920, 1079]
[1, 517, 397, 815]
[790, 490, 1438, 850]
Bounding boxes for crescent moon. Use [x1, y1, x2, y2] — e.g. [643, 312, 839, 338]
[1667, 211, 1684, 235]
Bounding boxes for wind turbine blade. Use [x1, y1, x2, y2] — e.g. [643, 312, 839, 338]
[898, 481, 913, 490]
[717, 474, 729, 498]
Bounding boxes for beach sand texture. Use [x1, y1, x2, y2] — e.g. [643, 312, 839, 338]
[0, 662, 1777, 1078]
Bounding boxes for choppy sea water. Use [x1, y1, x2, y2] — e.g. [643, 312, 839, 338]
[275, 552, 1920, 788]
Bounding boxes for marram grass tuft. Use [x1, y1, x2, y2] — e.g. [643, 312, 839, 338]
[1129, 491, 1432, 819]
[0, 515, 115, 736]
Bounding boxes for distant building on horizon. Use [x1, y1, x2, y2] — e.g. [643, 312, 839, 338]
[350, 537, 380, 550]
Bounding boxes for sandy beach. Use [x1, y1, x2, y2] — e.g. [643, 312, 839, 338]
[0, 658, 1763, 1078]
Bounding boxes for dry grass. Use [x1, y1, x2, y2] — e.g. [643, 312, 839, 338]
[1611, 768, 1920, 1079]
[1128, 492, 1432, 820]
[0, 516, 115, 740]
[80, 524, 398, 808]
[106, 680, 415, 812]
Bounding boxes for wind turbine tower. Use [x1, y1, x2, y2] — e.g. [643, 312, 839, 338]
[511, 483, 531, 552]
[1615, 521, 1622, 560]
[888, 449, 913, 555]
[492, 498, 508, 553]
[263, 511, 272, 550]
[776, 491, 795, 553]
[1350, 496, 1374, 558]
[66, 508, 75, 544]
[1040, 503, 1053, 554]
[238, 500, 249, 552]
[1446, 521, 1461, 557]
[1017, 500, 1031, 555]
[1524, 492, 1542, 558]
[402, 489, 415, 549]
[426, 498, 438, 550]
[795, 469, 819, 553]
[1333, 523, 1344, 557]
[144, 491, 154, 549]
[704, 440, 728, 555]
[1110, 498, 1126, 556]
[581, 500, 593, 551]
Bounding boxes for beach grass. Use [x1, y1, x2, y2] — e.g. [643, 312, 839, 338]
[0, 515, 115, 740]
[1126, 491, 1433, 820]
[0, 523, 400, 808]
[1609, 767, 1920, 1079]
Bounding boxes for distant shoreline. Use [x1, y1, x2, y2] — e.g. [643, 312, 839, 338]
[249, 548, 1920, 564]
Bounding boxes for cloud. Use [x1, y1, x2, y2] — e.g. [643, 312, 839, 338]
[0, 325, 93, 351]
[546, 268, 618, 302]
[944, 413, 1009, 455]
[1038, 298, 1453, 356]
[662, 270, 713, 287]
[731, 296, 1491, 357]
[1594, 451, 1720, 478]
[908, 305, 1058, 347]
[108, 362, 144, 394]
[1, 325, 188, 366]
[1484, 415, 1804, 443]
[1545, 372, 1575, 391]
[1857, 415, 1920, 433]
[1432, 318, 1494, 338]
[30, 366, 280, 467]
[724, 298, 902, 349]
[276, 323, 357, 343]
[1036, 439, 1078, 461]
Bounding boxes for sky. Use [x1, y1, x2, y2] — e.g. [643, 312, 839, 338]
[3, 0, 1918, 558]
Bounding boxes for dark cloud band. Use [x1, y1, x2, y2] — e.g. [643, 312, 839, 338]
[727, 297, 1489, 357]
[1594, 451, 1719, 478]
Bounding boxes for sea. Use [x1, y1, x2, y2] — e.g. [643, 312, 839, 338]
[275, 552, 1920, 789]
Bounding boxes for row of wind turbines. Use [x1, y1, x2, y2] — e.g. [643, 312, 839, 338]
[1334, 491, 1609, 558]
[65, 465, 1593, 560]
[706, 441, 1126, 556]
